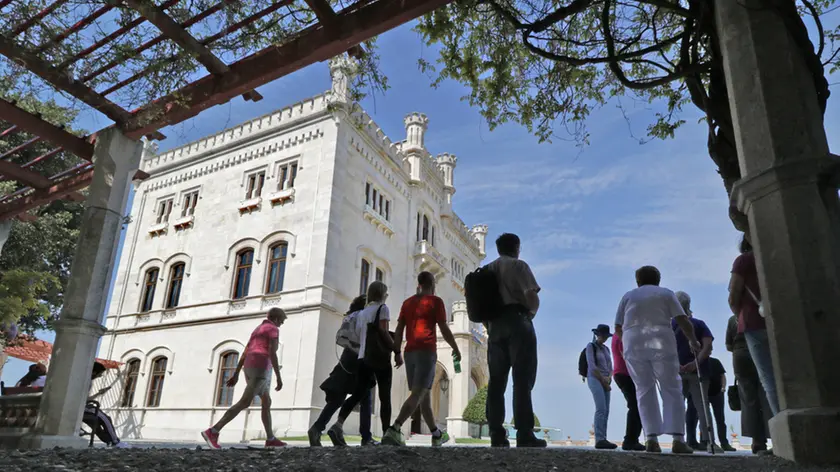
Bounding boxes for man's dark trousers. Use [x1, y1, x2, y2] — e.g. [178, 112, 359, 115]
[613, 373, 642, 445]
[486, 311, 537, 440]
[686, 392, 729, 446]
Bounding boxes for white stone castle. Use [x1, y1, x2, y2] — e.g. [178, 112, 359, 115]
[95, 57, 490, 443]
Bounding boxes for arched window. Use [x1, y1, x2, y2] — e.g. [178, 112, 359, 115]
[146, 357, 168, 407]
[431, 226, 436, 246]
[215, 351, 240, 407]
[140, 268, 159, 312]
[166, 263, 185, 309]
[375, 268, 384, 283]
[120, 359, 141, 407]
[265, 243, 288, 294]
[233, 249, 254, 299]
[359, 259, 370, 295]
[422, 215, 429, 241]
[416, 213, 421, 241]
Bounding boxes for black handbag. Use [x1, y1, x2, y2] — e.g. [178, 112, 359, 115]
[727, 381, 741, 411]
[363, 305, 392, 370]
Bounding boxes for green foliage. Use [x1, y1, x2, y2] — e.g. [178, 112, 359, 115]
[0, 97, 85, 335]
[462, 385, 488, 426]
[411, 0, 838, 148]
[511, 414, 540, 428]
[0, 270, 58, 328]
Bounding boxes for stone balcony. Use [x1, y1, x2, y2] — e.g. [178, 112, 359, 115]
[268, 187, 295, 206]
[363, 204, 394, 236]
[173, 214, 194, 230]
[147, 221, 168, 236]
[414, 240, 446, 275]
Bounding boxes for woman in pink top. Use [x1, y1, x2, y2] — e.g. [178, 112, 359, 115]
[202, 308, 287, 449]
[611, 334, 645, 451]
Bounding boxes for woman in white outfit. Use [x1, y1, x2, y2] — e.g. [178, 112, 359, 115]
[614, 266, 701, 453]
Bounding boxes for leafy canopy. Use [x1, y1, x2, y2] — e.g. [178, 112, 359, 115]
[0, 91, 85, 335]
[0, 270, 58, 328]
[408, 0, 838, 230]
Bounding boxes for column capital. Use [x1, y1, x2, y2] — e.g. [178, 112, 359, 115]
[731, 154, 840, 214]
[52, 318, 107, 339]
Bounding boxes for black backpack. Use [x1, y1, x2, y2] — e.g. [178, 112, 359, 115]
[464, 266, 505, 323]
[578, 343, 598, 378]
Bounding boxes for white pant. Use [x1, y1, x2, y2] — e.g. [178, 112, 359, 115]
[624, 347, 684, 438]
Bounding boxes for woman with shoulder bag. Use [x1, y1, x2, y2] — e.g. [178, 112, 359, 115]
[323, 281, 402, 447]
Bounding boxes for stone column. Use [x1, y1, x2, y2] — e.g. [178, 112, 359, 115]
[23, 129, 142, 449]
[715, 0, 840, 464]
[446, 303, 472, 438]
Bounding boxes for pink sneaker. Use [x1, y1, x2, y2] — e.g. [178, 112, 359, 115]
[201, 428, 221, 449]
[265, 438, 287, 448]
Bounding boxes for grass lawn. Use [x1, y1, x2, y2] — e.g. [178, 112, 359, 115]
[455, 438, 490, 444]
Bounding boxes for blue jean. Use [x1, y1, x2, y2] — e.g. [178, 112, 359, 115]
[744, 329, 780, 416]
[587, 375, 610, 441]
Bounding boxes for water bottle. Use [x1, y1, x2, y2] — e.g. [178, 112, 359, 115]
[453, 352, 461, 374]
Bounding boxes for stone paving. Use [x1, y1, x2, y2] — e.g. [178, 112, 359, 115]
[2, 444, 839, 471]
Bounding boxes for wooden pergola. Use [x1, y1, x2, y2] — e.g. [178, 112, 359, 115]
[0, 0, 453, 221]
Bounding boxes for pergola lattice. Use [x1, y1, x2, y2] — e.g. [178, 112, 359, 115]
[0, 0, 452, 221]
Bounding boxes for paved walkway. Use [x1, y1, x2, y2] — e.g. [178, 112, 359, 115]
[1, 443, 834, 471]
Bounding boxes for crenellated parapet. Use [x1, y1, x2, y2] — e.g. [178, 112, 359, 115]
[144, 93, 331, 173]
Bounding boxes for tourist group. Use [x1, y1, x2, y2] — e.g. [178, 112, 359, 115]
[581, 235, 775, 454]
[17, 232, 770, 452]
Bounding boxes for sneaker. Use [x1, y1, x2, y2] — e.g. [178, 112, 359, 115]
[688, 441, 702, 450]
[265, 438, 287, 448]
[113, 441, 131, 449]
[307, 426, 322, 447]
[361, 438, 380, 446]
[516, 436, 547, 448]
[645, 440, 662, 453]
[621, 442, 646, 451]
[327, 424, 347, 447]
[595, 440, 618, 450]
[201, 428, 221, 449]
[671, 440, 695, 454]
[381, 427, 405, 446]
[431, 430, 450, 447]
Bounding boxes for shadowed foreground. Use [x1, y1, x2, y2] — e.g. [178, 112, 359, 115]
[2, 447, 839, 471]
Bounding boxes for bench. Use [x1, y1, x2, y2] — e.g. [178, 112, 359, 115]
[0, 382, 98, 447]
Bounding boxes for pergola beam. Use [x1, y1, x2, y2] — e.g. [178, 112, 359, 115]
[124, 0, 456, 139]
[0, 36, 133, 126]
[120, 0, 261, 102]
[0, 98, 94, 160]
[0, 160, 52, 188]
[0, 168, 93, 219]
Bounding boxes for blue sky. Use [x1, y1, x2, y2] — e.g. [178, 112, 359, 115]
[4, 19, 839, 443]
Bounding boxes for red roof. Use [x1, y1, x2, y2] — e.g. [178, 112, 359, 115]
[3, 337, 121, 369]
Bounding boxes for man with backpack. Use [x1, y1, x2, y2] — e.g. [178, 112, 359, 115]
[465, 233, 544, 448]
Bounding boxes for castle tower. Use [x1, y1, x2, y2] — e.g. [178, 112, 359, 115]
[436, 153, 457, 205]
[328, 54, 357, 104]
[403, 112, 429, 181]
[403, 112, 428, 152]
[471, 224, 488, 257]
